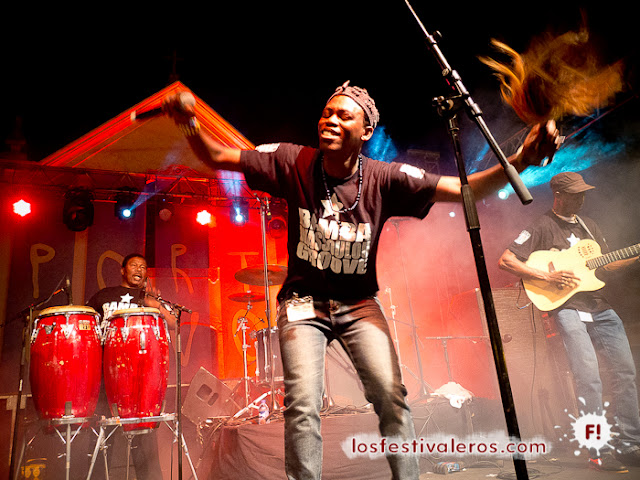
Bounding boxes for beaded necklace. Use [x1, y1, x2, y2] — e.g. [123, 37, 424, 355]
[321, 154, 363, 214]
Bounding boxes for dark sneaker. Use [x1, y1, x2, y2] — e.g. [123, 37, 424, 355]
[589, 451, 628, 473]
[615, 445, 640, 467]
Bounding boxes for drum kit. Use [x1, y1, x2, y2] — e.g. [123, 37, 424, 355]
[229, 264, 287, 415]
[9, 278, 196, 480]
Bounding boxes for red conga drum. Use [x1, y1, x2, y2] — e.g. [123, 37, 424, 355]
[103, 307, 170, 431]
[29, 306, 102, 420]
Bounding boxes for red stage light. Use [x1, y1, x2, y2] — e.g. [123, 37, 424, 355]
[196, 209, 212, 226]
[13, 199, 31, 217]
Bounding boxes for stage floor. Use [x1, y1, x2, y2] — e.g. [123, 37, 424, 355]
[417, 456, 640, 480]
[196, 399, 640, 480]
[13, 398, 640, 479]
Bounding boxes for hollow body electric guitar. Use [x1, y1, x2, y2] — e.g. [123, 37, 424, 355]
[523, 239, 640, 311]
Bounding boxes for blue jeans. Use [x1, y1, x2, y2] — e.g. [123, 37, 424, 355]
[555, 308, 640, 449]
[277, 296, 420, 480]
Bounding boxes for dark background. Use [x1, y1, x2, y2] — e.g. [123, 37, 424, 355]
[1, 3, 637, 163]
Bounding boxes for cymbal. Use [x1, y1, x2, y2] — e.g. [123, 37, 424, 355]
[234, 264, 288, 286]
[228, 292, 265, 303]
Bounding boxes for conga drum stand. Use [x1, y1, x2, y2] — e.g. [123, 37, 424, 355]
[52, 417, 91, 480]
[86, 413, 199, 480]
[13, 416, 91, 480]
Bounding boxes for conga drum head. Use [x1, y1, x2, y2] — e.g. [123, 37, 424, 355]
[38, 305, 98, 317]
[110, 307, 161, 317]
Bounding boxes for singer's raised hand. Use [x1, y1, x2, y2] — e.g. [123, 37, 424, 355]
[161, 91, 243, 173]
[162, 91, 196, 123]
[517, 120, 563, 167]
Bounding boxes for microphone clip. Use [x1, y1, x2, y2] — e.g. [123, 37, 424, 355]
[64, 275, 73, 305]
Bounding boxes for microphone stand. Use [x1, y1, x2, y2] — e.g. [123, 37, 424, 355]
[403, 2, 530, 479]
[146, 292, 192, 480]
[257, 196, 278, 414]
[9, 276, 70, 480]
[389, 219, 432, 398]
[404, 0, 532, 205]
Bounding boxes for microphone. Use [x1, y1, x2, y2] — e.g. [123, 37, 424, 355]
[64, 275, 73, 305]
[130, 91, 196, 122]
[139, 278, 148, 305]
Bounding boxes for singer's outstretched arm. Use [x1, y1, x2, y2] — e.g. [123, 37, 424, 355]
[188, 133, 242, 172]
[163, 91, 561, 198]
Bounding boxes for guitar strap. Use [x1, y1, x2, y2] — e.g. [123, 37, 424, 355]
[576, 215, 596, 241]
[576, 215, 611, 253]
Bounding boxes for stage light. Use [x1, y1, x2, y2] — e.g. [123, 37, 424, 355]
[63, 188, 94, 231]
[196, 209, 212, 226]
[158, 197, 174, 222]
[13, 199, 31, 217]
[498, 189, 510, 200]
[114, 188, 138, 220]
[267, 199, 287, 239]
[230, 199, 249, 226]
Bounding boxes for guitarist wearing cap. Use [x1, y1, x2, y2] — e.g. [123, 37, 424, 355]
[499, 171, 640, 471]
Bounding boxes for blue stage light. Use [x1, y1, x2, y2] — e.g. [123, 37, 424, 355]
[114, 188, 138, 221]
[230, 199, 249, 226]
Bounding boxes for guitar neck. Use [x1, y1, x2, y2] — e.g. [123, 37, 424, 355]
[586, 243, 640, 270]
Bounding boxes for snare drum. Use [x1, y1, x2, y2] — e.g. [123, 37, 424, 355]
[254, 327, 283, 384]
[103, 307, 169, 431]
[29, 306, 102, 420]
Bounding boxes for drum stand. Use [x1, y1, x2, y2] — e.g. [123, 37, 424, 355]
[14, 416, 90, 480]
[235, 299, 256, 408]
[231, 390, 272, 419]
[86, 414, 198, 480]
[53, 417, 90, 480]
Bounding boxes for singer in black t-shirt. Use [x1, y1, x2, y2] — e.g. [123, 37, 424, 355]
[163, 81, 561, 480]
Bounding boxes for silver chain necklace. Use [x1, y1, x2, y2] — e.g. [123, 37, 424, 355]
[321, 154, 363, 213]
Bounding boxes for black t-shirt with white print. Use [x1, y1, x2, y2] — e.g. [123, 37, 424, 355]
[240, 143, 441, 301]
[86, 286, 145, 321]
[507, 210, 612, 313]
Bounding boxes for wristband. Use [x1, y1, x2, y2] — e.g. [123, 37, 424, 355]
[178, 117, 201, 137]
